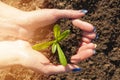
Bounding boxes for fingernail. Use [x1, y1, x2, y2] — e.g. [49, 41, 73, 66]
[80, 9, 88, 14]
[94, 44, 97, 48]
[95, 34, 99, 39]
[93, 27, 97, 32]
[72, 68, 81, 72]
[93, 27, 99, 40]
[93, 50, 96, 54]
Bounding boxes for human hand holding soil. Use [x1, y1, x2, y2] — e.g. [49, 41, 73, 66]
[0, 2, 96, 74]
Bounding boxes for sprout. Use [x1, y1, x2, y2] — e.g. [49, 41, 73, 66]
[32, 24, 70, 66]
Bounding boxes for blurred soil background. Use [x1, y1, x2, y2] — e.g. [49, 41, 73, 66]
[0, 0, 119, 80]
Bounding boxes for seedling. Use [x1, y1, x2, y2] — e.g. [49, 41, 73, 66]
[32, 24, 70, 66]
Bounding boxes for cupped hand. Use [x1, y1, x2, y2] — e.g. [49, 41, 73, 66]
[0, 40, 79, 74]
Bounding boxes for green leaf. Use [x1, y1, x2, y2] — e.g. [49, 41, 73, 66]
[53, 24, 60, 39]
[32, 41, 54, 51]
[52, 43, 57, 54]
[56, 43, 67, 66]
[57, 30, 70, 42]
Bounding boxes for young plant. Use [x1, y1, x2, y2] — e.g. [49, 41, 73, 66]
[32, 24, 70, 66]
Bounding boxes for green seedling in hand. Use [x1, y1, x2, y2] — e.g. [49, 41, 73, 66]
[32, 24, 70, 66]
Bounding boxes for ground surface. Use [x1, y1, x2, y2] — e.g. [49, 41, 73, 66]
[0, 0, 120, 80]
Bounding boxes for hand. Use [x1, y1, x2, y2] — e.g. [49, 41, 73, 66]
[0, 40, 96, 74]
[0, 40, 79, 74]
[0, 2, 96, 74]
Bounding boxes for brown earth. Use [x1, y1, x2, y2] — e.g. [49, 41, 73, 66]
[0, 0, 120, 80]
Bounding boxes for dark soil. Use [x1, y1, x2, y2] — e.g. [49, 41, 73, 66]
[0, 0, 120, 80]
[43, 0, 120, 80]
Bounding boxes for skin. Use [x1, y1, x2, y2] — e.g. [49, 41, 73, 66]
[0, 2, 96, 74]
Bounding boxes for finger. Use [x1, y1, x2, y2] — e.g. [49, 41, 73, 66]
[72, 19, 94, 32]
[71, 49, 95, 64]
[79, 43, 96, 51]
[71, 43, 96, 63]
[82, 37, 91, 43]
[82, 31, 96, 40]
[54, 9, 87, 19]
[41, 64, 80, 74]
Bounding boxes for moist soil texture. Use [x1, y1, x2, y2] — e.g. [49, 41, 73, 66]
[0, 0, 120, 80]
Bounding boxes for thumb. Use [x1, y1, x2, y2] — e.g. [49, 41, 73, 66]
[54, 9, 88, 19]
[21, 49, 81, 74]
[41, 64, 81, 74]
